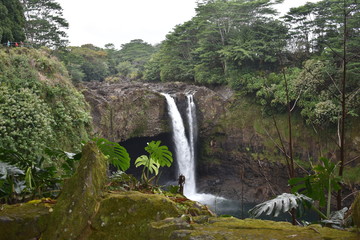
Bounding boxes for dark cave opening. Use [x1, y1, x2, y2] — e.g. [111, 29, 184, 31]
[118, 132, 178, 186]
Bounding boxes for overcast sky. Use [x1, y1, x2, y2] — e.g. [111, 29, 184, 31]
[57, 0, 319, 48]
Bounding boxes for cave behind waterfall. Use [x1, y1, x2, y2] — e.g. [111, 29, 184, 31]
[118, 132, 178, 185]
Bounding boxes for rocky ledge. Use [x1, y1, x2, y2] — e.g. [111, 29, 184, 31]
[81, 80, 226, 142]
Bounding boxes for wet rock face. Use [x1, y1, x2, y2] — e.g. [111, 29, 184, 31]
[82, 80, 227, 142]
[196, 152, 291, 203]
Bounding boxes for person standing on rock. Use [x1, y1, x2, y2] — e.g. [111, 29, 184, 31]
[178, 174, 185, 195]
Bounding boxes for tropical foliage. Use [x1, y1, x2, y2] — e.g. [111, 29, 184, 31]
[93, 138, 130, 172]
[135, 141, 173, 184]
[0, 0, 25, 43]
[21, 0, 69, 48]
[0, 48, 92, 158]
[289, 157, 342, 218]
[248, 193, 313, 218]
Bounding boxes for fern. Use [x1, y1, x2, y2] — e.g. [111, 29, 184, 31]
[249, 193, 313, 218]
[322, 207, 348, 229]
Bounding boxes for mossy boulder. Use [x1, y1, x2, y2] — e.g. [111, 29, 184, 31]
[150, 217, 359, 240]
[87, 191, 182, 240]
[0, 202, 51, 240]
[353, 193, 360, 228]
[41, 142, 108, 240]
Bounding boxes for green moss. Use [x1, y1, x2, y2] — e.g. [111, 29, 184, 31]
[353, 193, 360, 228]
[167, 218, 359, 240]
[88, 191, 182, 240]
[0, 203, 51, 240]
[41, 142, 108, 240]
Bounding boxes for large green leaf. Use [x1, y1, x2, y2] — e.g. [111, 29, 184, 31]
[145, 141, 173, 167]
[135, 155, 160, 176]
[94, 138, 131, 171]
[249, 193, 313, 218]
[289, 157, 342, 208]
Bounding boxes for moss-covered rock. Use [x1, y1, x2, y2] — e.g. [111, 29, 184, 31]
[41, 142, 108, 240]
[353, 193, 360, 228]
[0, 202, 51, 240]
[88, 191, 182, 240]
[151, 217, 359, 240]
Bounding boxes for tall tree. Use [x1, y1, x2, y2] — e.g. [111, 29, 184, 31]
[0, 0, 25, 43]
[195, 0, 285, 82]
[117, 39, 155, 79]
[286, 0, 360, 209]
[21, 0, 68, 48]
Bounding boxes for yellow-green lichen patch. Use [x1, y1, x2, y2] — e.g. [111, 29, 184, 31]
[88, 191, 182, 240]
[0, 203, 51, 240]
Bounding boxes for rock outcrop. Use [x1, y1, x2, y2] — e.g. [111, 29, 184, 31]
[150, 217, 359, 240]
[0, 202, 51, 240]
[81, 80, 226, 142]
[42, 142, 108, 239]
[81, 80, 359, 205]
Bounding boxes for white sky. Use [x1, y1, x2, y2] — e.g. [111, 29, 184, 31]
[57, 0, 319, 48]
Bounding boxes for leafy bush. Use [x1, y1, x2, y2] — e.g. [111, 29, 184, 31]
[0, 147, 63, 203]
[0, 48, 92, 158]
[0, 86, 54, 159]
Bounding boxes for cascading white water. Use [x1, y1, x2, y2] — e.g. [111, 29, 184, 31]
[186, 94, 197, 196]
[161, 93, 194, 196]
[162, 92, 224, 205]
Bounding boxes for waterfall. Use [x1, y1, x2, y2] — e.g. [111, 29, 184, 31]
[186, 94, 197, 196]
[161, 93, 194, 196]
[162, 92, 224, 204]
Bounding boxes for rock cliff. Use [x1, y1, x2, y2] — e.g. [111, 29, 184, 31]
[81, 80, 359, 205]
[82, 81, 225, 142]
